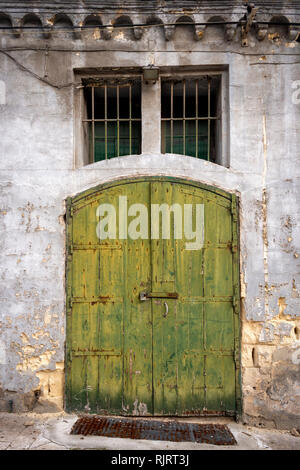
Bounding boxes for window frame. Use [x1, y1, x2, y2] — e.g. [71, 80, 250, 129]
[160, 75, 221, 161]
[74, 68, 229, 168]
[83, 79, 142, 163]
[159, 70, 228, 166]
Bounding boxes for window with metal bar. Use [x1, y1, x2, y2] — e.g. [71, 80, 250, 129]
[83, 81, 141, 162]
[161, 76, 221, 162]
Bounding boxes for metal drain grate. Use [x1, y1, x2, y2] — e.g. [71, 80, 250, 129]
[70, 416, 236, 445]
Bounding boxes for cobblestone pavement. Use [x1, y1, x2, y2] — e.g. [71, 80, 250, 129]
[0, 412, 300, 451]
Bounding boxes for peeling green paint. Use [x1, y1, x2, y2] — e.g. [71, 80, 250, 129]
[66, 177, 240, 416]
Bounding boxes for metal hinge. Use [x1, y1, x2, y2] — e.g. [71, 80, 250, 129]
[234, 349, 241, 369]
[67, 206, 73, 222]
[235, 399, 242, 421]
[233, 284, 240, 314]
[233, 296, 240, 314]
[66, 198, 73, 218]
[66, 349, 72, 362]
[231, 195, 238, 222]
[231, 242, 238, 254]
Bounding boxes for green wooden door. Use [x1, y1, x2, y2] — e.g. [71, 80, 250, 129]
[66, 178, 240, 416]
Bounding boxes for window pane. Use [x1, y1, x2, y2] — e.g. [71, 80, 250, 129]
[173, 120, 184, 154]
[161, 82, 171, 118]
[119, 86, 129, 119]
[88, 122, 94, 162]
[131, 83, 141, 119]
[119, 121, 130, 156]
[210, 75, 221, 118]
[161, 121, 171, 153]
[107, 122, 117, 158]
[209, 119, 217, 163]
[94, 122, 105, 162]
[173, 81, 183, 118]
[185, 79, 197, 118]
[185, 121, 196, 157]
[107, 87, 117, 119]
[198, 78, 208, 117]
[198, 120, 208, 159]
[131, 121, 141, 155]
[94, 87, 105, 119]
[84, 87, 93, 119]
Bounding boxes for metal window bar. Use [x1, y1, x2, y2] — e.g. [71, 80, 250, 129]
[171, 81, 174, 154]
[83, 82, 141, 161]
[207, 76, 211, 162]
[92, 85, 95, 164]
[105, 84, 107, 160]
[129, 85, 132, 155]
[196, 79, 198, 158]
[161, 76, 219, 161]
[183, 79, 186, 156]
[117, 85, 120, 158]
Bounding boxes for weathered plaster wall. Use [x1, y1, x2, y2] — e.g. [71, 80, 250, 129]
[0, 7, 299, 428]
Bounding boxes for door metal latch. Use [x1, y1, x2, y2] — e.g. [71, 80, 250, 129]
[139, 292, 178, 301]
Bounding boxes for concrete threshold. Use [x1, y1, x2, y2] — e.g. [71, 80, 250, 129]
[1, 412, 300, 450]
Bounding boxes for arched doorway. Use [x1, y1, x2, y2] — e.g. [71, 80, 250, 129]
[65, 177, 241, 417]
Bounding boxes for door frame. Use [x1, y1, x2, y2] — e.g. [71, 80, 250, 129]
[65, 176, 242, 419]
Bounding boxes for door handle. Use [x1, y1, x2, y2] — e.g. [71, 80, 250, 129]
[163, 302, 168, 318]
[139, 292, 178, 301]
